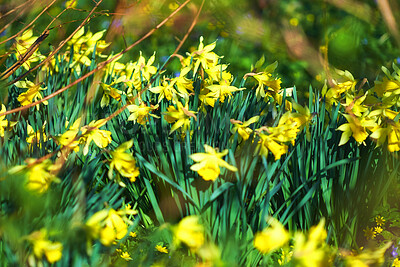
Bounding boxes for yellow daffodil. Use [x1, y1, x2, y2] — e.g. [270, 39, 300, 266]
[373, 77, 400, 97]
[100, 76, 125, 108]
[254, 218, 290, 254]
[393, 258, 400, 267]
[250, 72, 282, 101]
[86, 205, 136, 246]
[337, 114, 376, 146]
[108, 140, 140, 185]
[230, 116, 259, 142]
[15, 79, 48, 109]
[206, 76, 244, 104]
[149, 78, 178, 103]
[189, 144, 237, 181]
[0, 104, 17, 137]
[163, 101, 196, 135]
[184, 36, 220, 74]
[9, 158, 61, 194]
[27, 229, 63, 264]
[256, 132, 288, 161]
[134, 51, 157, 82]
[80, 119, 112, 155]
[174, 215, 205, 252]
[14, 29, 45, 70]
[54, 118, 82, 152]
[344, 242, 391, 267]
[127, 102, 159, 125]
[155, 245, 168, 253]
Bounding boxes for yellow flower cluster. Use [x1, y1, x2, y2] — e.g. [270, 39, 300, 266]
[27, 229, 63, 264]
[108, 140, 140, 186]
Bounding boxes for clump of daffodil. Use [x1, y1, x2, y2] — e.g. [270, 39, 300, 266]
[255, 111, 301, 160]
[127, 102, 159, 125]
[174, 215, 205, 252]
[15, 79, 48, 109]
[204, 71, 244, 105]
[253, 217, 290, 254]
[9, 158, 61, 194]
[189, 144, 237, 181]
[230, 116, 259, 143]
[80, 119, 112, 156]
[183, 36, 220, 75]
[14, 29, 45, 70]
[26, 122, 47, 149]
[369, 109, 400, 152]
[108, 140, 140, 186]
[124, 51, 157, 90]
[163, 101, 197, 135]
[27, 229, 63, 264]
[85, 204, 137, 246]
[0, 104, 17, 137]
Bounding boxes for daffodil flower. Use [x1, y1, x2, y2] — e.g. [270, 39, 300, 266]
[254, 217, 290, 254]
[26, 122, 47, 149]
[189, 144, 237, 181]
[100, 76, 125, 108]
[27, 229, 63, 264]
[184, 36, 220, 74]
[230, 116, 259, 142]
[163, 101, 196, 135]
[0, 104, 17, 137]
[108, 140, 140, 186]
[174, 216, 205, 252]
[80, 119, 112, 155]
[127, 102, 159, 125]
[54, 118, 82, 153]
[337, 114, 376, 146]
[15, 79, 48, 109]
[14, 29, 45, 70]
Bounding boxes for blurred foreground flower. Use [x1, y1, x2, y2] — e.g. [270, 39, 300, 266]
[253, 217, 289, 254]
[190, 144, 237, 181]
[0, 104, 17, 137]
[27, 229, 63, 264]
[174, 215, 205, 252]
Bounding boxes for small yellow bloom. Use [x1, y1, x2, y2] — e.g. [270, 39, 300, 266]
[127, 102, 159, 125]
[393, 258, 400, 267]
[230, 116, 259, 142]
[54, 118, 82, 152]
[374, 226, 383, 234]
[375, 216, 385, 226]
[363, 226, 375, 240]
[253, 218, 290, 254]
[155, 244, 168, 253]
[190, 144, 237, 181]
[129, 232, 137, 238]
[120, 251, 132, 261]
[175, 215, 205, 252]
[65, 0, 77, 8]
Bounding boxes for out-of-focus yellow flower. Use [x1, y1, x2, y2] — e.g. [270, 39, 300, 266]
[15, 80, 48, 109]
[393, 258, 400, 267]
[65, 0, 77, 8]
[373, 77, 400, 97]
[86, 206, 136, 246]
[344, 242, 391, 267]
[163, 101, 196, 135]
[292, 219, 330, 267]
[80, 119, 112, 155]
[174, 215, 205, 252]
[155, 245, 168, 253]
[190, 144, 237, 181]
[27, 229, 63, 264]
[9, 158, 61, 193]
[129, 232, 137, 238]
[253, 218, 290, 254]
[363, 226, 375, 240]
[108, 140, 140, 186]
[127, 102, 159, 125]
[0, 104, 17, 137]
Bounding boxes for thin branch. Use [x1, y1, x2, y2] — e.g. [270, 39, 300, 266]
[1, 0, 191, 117]
[0, 0, 57, 46]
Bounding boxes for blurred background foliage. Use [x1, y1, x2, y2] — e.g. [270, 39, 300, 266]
[1, 0, 400, 98]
